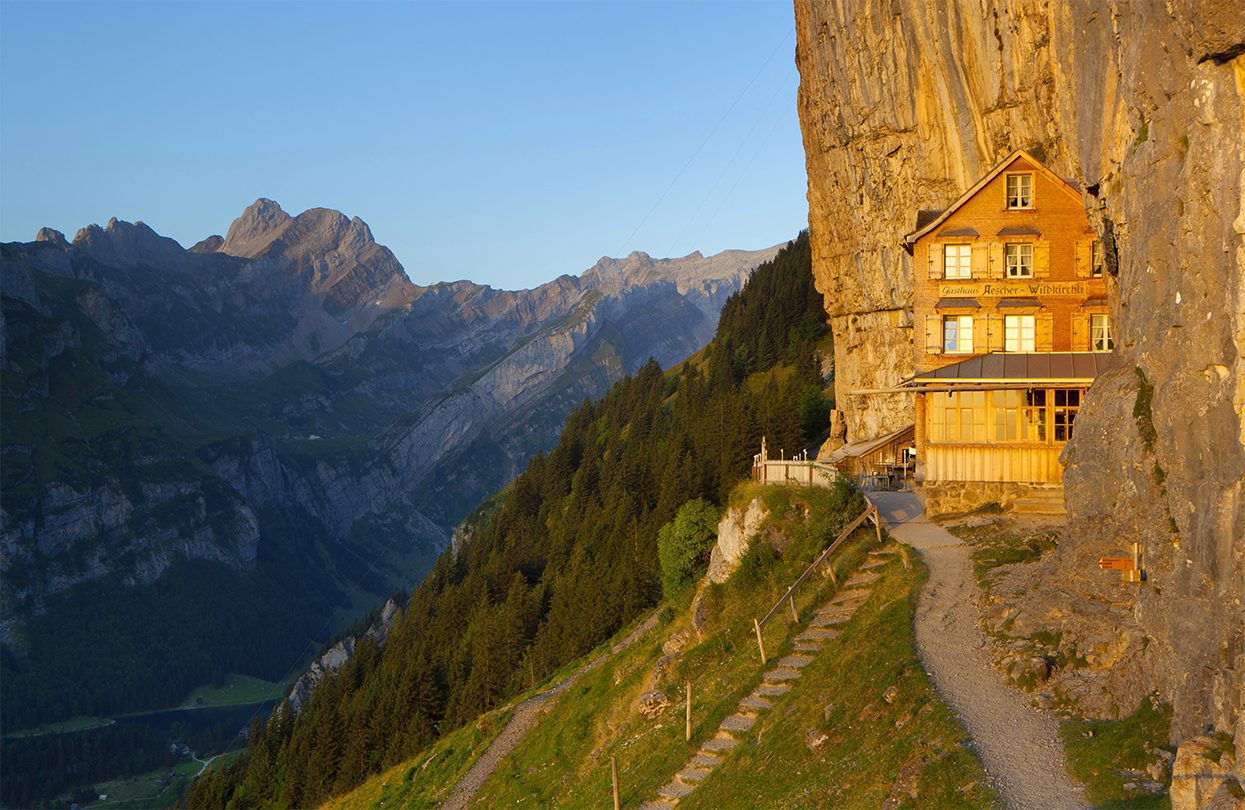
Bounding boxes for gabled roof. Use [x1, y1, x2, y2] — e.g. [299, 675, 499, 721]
[903, 149, 1083, 246]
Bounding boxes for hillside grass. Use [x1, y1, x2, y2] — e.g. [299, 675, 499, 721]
[328, 484, 996, 808]
[319, 706, 513, 810]
[1061, 697, 1174, 808]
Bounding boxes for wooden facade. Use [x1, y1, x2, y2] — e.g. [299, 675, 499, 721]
[902, 150, 1111, 490]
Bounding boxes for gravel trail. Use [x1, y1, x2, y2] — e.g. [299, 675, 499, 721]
[440, 610, 660, 810]
[870, 492, 1087, 810]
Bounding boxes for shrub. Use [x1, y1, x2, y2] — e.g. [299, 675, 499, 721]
[656, 499, 722, 598]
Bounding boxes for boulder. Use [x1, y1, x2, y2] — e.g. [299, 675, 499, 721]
[1171, 736, 1241, 810]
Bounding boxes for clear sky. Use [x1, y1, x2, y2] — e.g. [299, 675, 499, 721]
[0, 1, 806, 289]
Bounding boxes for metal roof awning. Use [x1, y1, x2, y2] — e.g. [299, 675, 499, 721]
[998, 225, 1041, 235]
[935, 297, 981, 308]
[997, 297, 1042, 308]
[939, 227, 979, 237]
[851, 352, 1110, 394]
[912, 352, 1108, 383]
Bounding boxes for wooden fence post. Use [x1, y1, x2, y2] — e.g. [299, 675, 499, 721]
[872, 506, 883, 546]
[753, 617, 767, 665]
[789, 592, 798, 622]
[611, 755, 620, 810]
[685, 681, 692, 741]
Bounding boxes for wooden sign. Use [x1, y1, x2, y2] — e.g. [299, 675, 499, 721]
[1098, 556, 1134, 571]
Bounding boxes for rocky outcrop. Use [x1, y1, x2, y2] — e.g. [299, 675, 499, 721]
[795, 0, 1243, 758]
[285, 598, 400, 715]
[706, 497, 769, 583]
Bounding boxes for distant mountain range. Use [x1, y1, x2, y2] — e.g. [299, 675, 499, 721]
[0, 198, 778, 726]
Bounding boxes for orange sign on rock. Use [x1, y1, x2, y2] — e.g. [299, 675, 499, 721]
[1097, 556, 1134, 571]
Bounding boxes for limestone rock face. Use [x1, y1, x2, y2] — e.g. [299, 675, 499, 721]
[1170, 736, 1243, 810]
[795, 0, 1244, 744]
[706, 497, 769, 583]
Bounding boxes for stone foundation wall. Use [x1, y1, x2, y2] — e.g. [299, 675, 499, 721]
[923, 481, 1049, 517]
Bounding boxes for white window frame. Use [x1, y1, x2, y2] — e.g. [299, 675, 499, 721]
[1004, 314, 1035, 352]
[1005, 243, 1033, 278]
[943, 244, 972, 279]
[1090, 240, 1104, 277]
[1091, 313, 1114, 351]
[943, 314, 974, 354]
[1006, 173, 1034, 209]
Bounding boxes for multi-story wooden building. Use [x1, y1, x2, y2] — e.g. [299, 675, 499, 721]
[901, 149, 1112, 513]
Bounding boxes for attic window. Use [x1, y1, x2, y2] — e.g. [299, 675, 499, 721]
[1006, 173, 1033, 209]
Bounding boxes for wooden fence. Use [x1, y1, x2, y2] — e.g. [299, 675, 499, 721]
[751, 499, 883, 664]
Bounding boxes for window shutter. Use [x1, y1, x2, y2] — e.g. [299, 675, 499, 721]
[1071, 312, 1089, 351]
[988, 242, 1005, 279]
[928, 243, 944, 279]
[1036, 312, 1055, 351]
[971, 243, 988, 278]
[986, 314, 1005, 352]
[1033, 240, 1051, 278]
[1074, 240, 1091, 278]
[925, 315, 943, 354]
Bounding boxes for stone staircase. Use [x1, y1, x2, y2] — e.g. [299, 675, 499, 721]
[638, 546, 897, 809]
[1010, 486, 1066, 516]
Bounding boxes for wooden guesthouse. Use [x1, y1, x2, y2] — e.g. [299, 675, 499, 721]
[899, 149, 1112, 513]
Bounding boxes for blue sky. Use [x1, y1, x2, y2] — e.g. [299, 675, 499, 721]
[0, 1, 806, 289]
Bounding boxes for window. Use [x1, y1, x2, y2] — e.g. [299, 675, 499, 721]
[930, 391, 986, 442]
[943, 315, 974, 354]
[1091, 313, 1114, 351]
[1004, 314, 1035, 352]
[1005, 243, 1033, 278]
[992, 389, 1047, 442]
[943, 244, 971, 279]
[1090, 239, 1104, 277]
[1053, 389, 1082, 442]
[1006, 173, 1033, 209]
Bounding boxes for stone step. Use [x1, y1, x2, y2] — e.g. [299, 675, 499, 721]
[755, 682, 792, 697]
[859, 558, 890, 570]
[740, 694, 773, 711]
[720, 713, 757, 733]
[639, 801, 679, 810]
[658, 778, 696, 799]
[763, 668, 802, 682]
[844, 572, 881, 587]
[691, 752, 723, 768]
[830, 589, 871, 605]
[811, 612, 851, 627]
[797, 627, 840, 642]
[794, 640, 823, 653]
[868, 546, 898, 557]
[776, 654, 814, 668]
[701, 735, 741, 752]
[677, 766, 713, 783]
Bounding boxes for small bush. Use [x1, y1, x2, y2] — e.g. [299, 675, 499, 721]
[1133, 367, 1157, 452]
[657, 499, 722, 598]
[732, 540, 780, 588]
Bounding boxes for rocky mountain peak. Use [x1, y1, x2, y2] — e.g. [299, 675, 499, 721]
[35, 227, 68, 249]
[582, 245, 780, 296]
[221, 198, 294, 258]
[70, 217, 187, 266]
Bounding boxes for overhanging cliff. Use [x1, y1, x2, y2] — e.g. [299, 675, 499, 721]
[794, 0, 1243, 758]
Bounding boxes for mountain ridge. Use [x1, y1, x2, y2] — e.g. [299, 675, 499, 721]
[0, 200, 780, 745]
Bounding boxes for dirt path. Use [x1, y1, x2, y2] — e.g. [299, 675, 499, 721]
[439, 610, 661, 810]
[870, 492, 1087, 810]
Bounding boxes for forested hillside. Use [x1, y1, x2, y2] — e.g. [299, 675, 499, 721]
[184, 231, 829, 808]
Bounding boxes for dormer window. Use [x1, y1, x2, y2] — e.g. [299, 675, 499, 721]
[1006, 173, 1033, 209]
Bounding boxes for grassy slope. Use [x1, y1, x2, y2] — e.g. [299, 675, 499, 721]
[328, 485, 998, 809]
